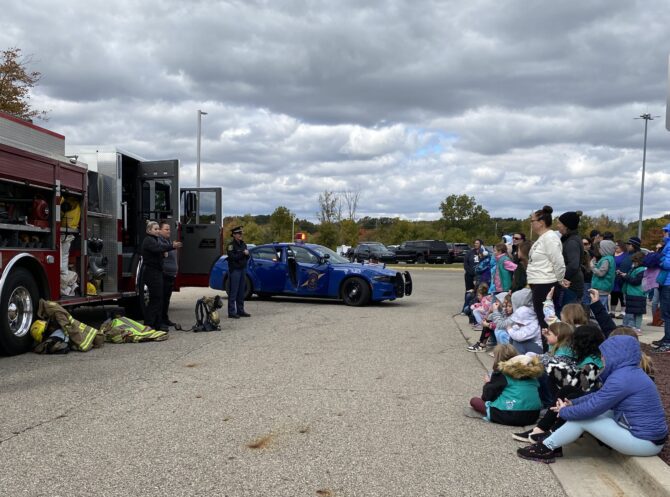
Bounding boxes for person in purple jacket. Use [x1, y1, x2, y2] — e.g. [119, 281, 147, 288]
[517, 335, 668, 463]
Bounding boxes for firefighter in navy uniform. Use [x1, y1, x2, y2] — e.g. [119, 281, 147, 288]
[227, 226, 251, 318]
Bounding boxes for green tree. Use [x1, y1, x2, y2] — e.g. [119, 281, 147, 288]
[0, 47, 47, 121]
[269, 206, 294, 242]
[339, 219, 359, 246]
[315, 222, 339, 248]
[439, 194, 491, 236]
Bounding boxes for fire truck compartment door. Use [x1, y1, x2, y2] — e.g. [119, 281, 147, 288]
[139, 159, 179, 222]
[179, 188, 222, 276]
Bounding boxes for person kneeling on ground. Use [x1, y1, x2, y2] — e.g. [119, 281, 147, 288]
[467, 344, 544, 426]
[517, 334, 668, 464]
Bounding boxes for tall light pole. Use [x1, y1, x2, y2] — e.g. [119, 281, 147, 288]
[634, 113, 658, 239]
[196, 110, 208, 188]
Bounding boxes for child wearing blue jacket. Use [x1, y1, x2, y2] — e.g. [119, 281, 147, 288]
[517, 335, 668, 463]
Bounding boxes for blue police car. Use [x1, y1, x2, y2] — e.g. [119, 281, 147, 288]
[209, 243, 412, 306]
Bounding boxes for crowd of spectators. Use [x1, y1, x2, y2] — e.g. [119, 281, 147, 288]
[461, 205, 669, 464]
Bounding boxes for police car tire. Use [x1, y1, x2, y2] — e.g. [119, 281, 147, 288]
[341, 277, 371, 306]
[0, 268, 38, 355]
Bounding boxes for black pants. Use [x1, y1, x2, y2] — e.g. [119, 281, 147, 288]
[610, 290, 625, 309]
[143, 266, 164, 329]
[530, 282, 561, 329]
[464, 272, 475, 292]
[162, 274, 175, 323]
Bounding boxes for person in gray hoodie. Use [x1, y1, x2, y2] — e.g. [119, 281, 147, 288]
[591, 240, 616, 312]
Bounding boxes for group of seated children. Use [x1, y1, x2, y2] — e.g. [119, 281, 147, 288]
[464, 287, 668, 464]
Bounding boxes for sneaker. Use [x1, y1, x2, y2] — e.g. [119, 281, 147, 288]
[608, 312, 615, 318]
[517, 442, 560, 463]
[467, 343, 486, 352]
[652, 343, 670, 353]
[616, 313, 625, 319]
[651, 339, 666, 347]
[488, 352, 495, 357]
[472, 324, 483, 331]
[512, 429, 533, 443]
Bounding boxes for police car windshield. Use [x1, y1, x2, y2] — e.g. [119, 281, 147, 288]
[310, 245, 349, 263]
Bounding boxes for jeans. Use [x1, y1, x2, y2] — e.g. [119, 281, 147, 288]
[651, 287, 660, 315]
[599, 294, 610, 313]
[660, 285, 670, 342]
[581, 282, 592, 307]
[543, 411, 663, 457]
[494, 329, 510, 345]
[623, 313, 642, 329]
[472, 309, 485, 325]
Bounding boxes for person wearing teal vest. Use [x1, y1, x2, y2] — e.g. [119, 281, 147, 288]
[494, 242, 515, 292]
[591, 240, 616, 312]
[620, 251, 647, 332]
[468, 344, 543, 426]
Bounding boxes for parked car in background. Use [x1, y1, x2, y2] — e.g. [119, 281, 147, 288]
[451, 243, 470, 262]
[394, 240, 452, 264]
[209, 243, 412, 306]
[351, 242, 398, 263]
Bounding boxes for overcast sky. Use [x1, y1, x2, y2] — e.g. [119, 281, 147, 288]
[3, 0, 670, 223]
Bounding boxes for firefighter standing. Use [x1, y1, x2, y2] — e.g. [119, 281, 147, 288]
[227, 226, 251, 318]
[141, 220, 179, 331]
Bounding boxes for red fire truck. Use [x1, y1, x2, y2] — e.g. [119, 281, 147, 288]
[0, 111, 222, 355]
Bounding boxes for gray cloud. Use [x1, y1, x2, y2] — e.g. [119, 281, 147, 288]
[2, 0, 670, 224]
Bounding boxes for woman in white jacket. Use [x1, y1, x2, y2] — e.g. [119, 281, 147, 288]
[527, 206, 566, 328]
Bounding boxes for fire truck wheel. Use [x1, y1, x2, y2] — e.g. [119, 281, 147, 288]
[0, 268, 38, 355]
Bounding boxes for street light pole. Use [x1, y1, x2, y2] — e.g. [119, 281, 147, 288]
[635, 113, 656, 239]
[196, 109, 208, 188]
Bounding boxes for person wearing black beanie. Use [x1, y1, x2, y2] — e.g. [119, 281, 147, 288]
[556, 210, 585, 306]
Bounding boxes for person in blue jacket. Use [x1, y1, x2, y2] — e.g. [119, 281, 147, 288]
[653, 223, 670, 352]
[517, 334, 668, 463]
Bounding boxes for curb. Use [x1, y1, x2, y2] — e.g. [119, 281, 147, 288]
[613, 452, 670, 497]
[451, 312, 670, 496]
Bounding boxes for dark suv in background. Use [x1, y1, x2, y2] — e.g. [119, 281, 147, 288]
[450, 243, 470, 262]
[351, 242, 398, 263]
[394, 240, 452, 264]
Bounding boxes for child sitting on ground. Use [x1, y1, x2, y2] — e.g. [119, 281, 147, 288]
[470, 283, 492, 331]
[467, 292, 507, 352]
[467, 344, 544, 426]
[507, 301, 543, 355]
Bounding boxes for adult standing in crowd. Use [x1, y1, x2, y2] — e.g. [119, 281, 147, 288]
[512, 232, 526, 263]
[653, 224, 670, 352]
[555, 211, 584, 306]
[464, 239, 483, 292]
[142, 220, 177, 331]
[159, 220, 182, 328]
[527, 206, 565, 329]
[227, 226, 251, 319]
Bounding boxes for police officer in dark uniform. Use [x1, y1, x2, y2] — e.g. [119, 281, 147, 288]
[227, 226, 251, 318]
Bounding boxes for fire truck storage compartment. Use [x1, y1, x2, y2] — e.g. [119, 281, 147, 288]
[0, 182, 53, 249]
[121, 154, 141, 277]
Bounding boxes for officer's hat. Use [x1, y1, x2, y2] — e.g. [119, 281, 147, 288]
[231, 225, 243, 235]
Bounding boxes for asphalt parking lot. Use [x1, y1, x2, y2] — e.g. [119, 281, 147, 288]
[0, 270, 567, 497]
